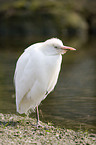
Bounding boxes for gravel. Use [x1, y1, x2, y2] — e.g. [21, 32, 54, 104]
[0, 113, 96, 145]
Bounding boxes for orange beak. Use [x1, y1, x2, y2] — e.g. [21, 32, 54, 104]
[61, 46, 76, 51]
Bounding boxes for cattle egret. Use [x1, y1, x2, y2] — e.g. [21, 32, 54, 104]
[14, 38, 76, 126]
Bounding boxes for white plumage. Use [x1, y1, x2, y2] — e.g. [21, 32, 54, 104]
[14, 38, 76, 117]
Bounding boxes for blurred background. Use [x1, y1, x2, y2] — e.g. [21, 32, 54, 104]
[0, 0, 96, 133]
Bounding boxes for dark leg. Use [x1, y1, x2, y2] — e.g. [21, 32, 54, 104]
[35, 106, 47, 129]
[36, 106, 44, 128]
[36, 106, 39, 125]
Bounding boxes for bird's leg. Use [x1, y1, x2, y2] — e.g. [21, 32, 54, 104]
[31, 106, 40, 127]
[32, 105, 49, 129]
[36, 106, 39, 125]
[36, 106, 45, 128]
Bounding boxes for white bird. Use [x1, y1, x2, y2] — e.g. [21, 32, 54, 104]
[14, 38, 76, 125]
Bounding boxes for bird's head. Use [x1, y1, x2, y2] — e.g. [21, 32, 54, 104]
[42, 38, 76, 55]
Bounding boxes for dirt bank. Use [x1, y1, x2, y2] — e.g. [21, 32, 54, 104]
[0, 113, 96, 145]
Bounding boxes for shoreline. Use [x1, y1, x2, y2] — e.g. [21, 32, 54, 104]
[0, 113, 96, 145]
[0, 113, 96, 144]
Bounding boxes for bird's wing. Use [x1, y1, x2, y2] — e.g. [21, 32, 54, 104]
[14, 42, 42, 82]
[14, 42, 45, 113]
[14, 42, 42, 84]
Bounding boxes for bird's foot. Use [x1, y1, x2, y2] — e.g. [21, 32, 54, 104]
[32, 122, 48, 130]
[36, 122, 44, 128]
[31, 121, 43, 128]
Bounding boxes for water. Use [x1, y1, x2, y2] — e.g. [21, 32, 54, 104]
[0, 36, 96, 133]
